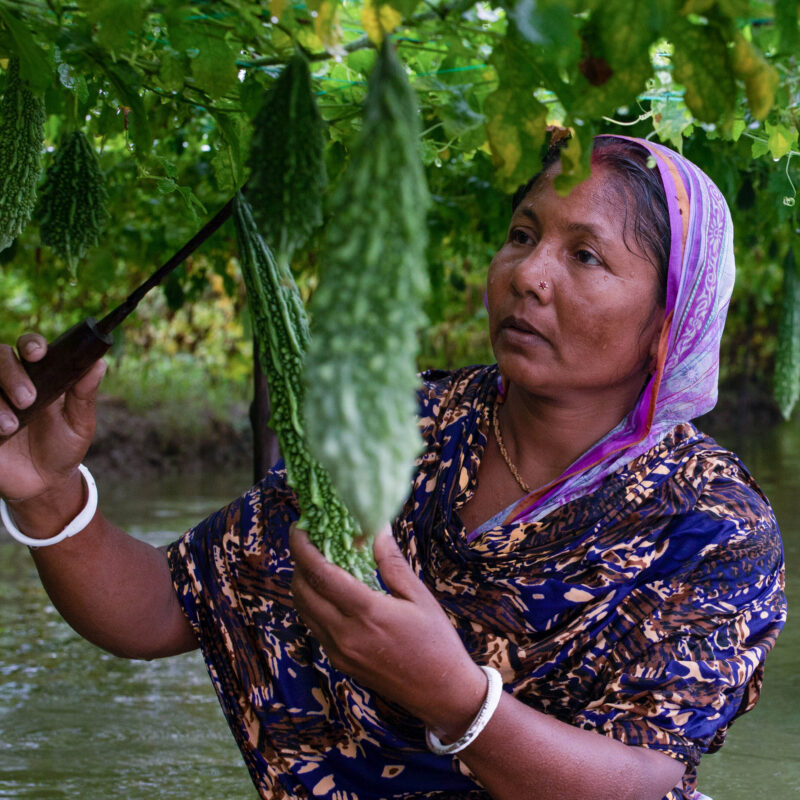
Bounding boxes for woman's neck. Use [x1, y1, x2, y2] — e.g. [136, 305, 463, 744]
[498, 383, 639, 492]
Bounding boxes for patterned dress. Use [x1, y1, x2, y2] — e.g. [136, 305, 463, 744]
[167, 365, 786, 800]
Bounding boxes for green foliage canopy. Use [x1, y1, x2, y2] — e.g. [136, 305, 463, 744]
[0, 0, 798, 413]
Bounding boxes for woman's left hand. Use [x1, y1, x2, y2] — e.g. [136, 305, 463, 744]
[289, 524, 487, 740]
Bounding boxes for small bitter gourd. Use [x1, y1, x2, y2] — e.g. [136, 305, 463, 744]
[36, 130, 109, 275]
[302, 40, 430, 540]
[0, 58, 45, 252]
[234, 194, 375, 584]
[247, 52, 327, 262]
[775, 248, 800, 420]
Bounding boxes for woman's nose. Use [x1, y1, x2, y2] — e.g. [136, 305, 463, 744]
[510, 244, 553, 299]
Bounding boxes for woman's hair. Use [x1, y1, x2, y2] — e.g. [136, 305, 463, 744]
[512, 136, 670, 306]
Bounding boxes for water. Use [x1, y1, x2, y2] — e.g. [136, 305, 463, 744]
[0, 472, 259, 800]
[0, 428, 797, 799]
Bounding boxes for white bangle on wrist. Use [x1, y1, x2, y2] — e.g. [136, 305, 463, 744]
[0, 464, 98, 548]
[425, 665, 504, 756]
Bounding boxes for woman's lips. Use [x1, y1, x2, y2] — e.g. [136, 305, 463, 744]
[500, 315, 550, 345]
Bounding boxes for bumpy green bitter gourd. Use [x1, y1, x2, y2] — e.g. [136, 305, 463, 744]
[234, 194, 375, 583]
[0, 58, 45, 252]
[247, 52, 327, 261]
[303, 40, 430, 541]
[37, 130, 108, 275]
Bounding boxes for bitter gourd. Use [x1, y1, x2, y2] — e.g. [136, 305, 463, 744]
[36, 130, 108, 275]
[775, 248, 800, 420]
[0, 58, 45, 252]
[234, 194, 376, 584]
[303, 40, 430, 540]
[247, 52, 327, 262]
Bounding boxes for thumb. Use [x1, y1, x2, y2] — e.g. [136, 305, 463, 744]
[62, 359, 107, 439]
[373, 525, 423, 601]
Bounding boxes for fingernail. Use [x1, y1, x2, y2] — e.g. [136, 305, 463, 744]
[23, 341, 43, 357]
[14, 386, 34, 407]
[0, 413, 17, 434]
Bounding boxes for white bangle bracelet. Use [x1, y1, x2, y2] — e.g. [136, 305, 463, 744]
[0, 464, 98, 548]
[425, 665, 504, 756]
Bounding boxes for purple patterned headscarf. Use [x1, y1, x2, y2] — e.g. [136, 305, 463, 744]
[508, 135, 736, 524]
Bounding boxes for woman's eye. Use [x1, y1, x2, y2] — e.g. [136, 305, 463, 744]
[510, 229, 534, 245]
[575, 249, 601, 265]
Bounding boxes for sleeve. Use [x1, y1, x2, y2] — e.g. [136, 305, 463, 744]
[165, 463, 301, 687]
[573, 472, 787, 769]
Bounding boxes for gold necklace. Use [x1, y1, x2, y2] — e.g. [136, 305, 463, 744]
[492, 398, 532, 494]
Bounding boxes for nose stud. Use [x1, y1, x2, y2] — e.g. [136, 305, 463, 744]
[538, 280, 548, 290]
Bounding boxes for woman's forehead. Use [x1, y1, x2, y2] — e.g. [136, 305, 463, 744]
[516, 164, 630, 232]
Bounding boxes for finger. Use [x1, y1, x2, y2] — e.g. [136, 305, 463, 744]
[291, 568, 346, 637]
[0, 344, 37, 418]
[290, 525, 375, 614]
[16, 333, 47, 363]
[61, 359, 107, 440]
[373, 526, 424, 601]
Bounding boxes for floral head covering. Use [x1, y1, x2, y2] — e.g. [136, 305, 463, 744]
[508, 135, 736, 524]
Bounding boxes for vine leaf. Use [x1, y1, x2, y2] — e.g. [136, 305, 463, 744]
[730, 32, 778, 121]
[484, 87, 547, 192]
[361, 1, 403, 45]
[671, 22, 736, 123]
[0, 8, 52, 92]
[102, 61, 152, 156]
[766, 121, 798, 160]
[83, 0, 145, 54]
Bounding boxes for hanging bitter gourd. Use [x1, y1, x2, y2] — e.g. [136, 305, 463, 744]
[303, 40, 430, 540]
[247, 52, 327, 262]
[234, 194, 375, 583]
[775, 248, 800, 420]
[37, 130, 109, 275]
[238, 50, 373, 582]
[0, 58, 45, 252]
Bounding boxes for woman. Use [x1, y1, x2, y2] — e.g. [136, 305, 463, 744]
[0, 136, 786, 800]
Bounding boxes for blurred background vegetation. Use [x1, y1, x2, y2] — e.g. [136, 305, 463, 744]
[0, 0, 798, 447]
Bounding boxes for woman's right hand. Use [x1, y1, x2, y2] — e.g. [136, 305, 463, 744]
[0, 333, 106, 506]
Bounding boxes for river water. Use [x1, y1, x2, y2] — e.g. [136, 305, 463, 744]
[0, 425, 797, 799]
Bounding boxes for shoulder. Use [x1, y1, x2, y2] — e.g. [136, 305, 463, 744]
[669, 426, 777, 543]
[631, 423, 776, 531]
[637, 426, 785, 611]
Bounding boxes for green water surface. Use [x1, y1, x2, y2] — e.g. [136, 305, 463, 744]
[0, 424, 797, 799]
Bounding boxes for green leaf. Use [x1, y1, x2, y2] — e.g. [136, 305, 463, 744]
[652, 97, 693, 150]
[572, 0, 657, 117]
[775, 248, 800, 420]
[751, 136, 770, 159]
[0, 8, 52, 92]
[83, 0, 145, 54]
[102, 61, 152, 156]
[510, 0, 577, 51]
[190, 26, 240, 99]
[766, 121, 798, 160]
[165, 12, 239, 99]
[553, 123, 594, 195]
[158, 50, 186, 94]
[671, 22, 736, 123]
[484, 87, 547, 192]
[211, 110, 250, 191]
[775, 0, 799, 55]
[382, 0, 419, 18]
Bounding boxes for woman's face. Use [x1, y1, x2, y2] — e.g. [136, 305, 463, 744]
[487, 163, 666, 408]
